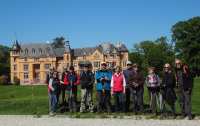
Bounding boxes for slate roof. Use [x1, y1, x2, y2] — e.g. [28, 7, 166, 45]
[14, 42, 128, 58]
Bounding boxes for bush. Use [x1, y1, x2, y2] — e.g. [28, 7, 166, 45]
[0, 75, 9, 85]
[13, 77, 20, 85]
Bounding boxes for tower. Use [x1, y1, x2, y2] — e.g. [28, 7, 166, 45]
[10, 40, 21, 83]
[63, 40, 72, 68]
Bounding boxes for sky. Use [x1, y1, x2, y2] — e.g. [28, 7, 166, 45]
[0, 0, 200, 49]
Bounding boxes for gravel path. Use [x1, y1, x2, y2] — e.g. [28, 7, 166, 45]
[0, 115, 200, 126]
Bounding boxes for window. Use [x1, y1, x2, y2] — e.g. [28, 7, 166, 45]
[44, 64, 51, 70]
[24, 64, 29, 71]
[25, 48, 28, 55]
[123, 61, 127, 67]
[93, 61, 100, 68]
[24, 72, 29, 80]
[13, 64, 17, 71]
[46, 47, 50, 53]
[32, 48, 36, 54]
[39, 48, 42, 54]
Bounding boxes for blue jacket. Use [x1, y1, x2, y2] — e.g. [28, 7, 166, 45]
[95, 70, 112, 91]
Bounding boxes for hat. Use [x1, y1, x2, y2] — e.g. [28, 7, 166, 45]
[84, 64, 89, 68]
[126, 61, 132, 65]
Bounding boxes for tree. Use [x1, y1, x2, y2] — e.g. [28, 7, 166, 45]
[129, 37, 174, 75]
[51, 36, 66, 48]
[172, 16, 200, 76]
[0, 45, 10, 77]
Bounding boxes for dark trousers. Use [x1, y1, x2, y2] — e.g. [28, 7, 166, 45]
[56, 84, 61, 105]
[125, 87, 130, 112]
[177, 88, 192, 117]
[66, 86, 77, 112]
[113, 92, 125, 112]
[61, 84, 67, 105]
[130, 87, 144, 112]
[161, 88, 176, 115]
[97, 90, 111, 112]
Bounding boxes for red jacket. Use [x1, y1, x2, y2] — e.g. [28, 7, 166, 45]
[111, 72, 126, 92]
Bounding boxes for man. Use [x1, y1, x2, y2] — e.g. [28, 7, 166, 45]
[123, 61, 135, 112]
[60, 67, 69, 106]
[175, 59, 193, 120]
[80, 64, 95, 113]
[66, 66, 80, 112]
[161, 63, 176, 117]
[95, 62, 112, 112]
[129, 63, 144, 113]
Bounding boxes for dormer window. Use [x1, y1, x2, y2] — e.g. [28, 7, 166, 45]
[32, 48, 36, 54]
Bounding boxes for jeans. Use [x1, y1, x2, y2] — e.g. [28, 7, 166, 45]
[49, 93, 57, 113]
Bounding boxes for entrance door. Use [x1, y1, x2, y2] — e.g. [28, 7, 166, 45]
[33, 64, 40, 83]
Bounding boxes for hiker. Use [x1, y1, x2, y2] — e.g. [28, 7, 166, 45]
[66, 66, 80, 112]
[80, 64, 95, 113]
[48, 71, 59, 116]
[175, 59, 193, 120]
[129, 63, 144, 113]
[123, 61, 135, 112]
[111, 66, 126, 112]
[146, 67, 161, 114]
[160, 63, 176, 117]
[60, 67, 69, 106]
[46, 66, 54, 85]
[95, 62, 112, 112]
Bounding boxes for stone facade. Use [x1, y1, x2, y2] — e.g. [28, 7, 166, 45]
[10, 40, 129, 85]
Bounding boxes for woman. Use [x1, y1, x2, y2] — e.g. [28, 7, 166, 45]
[111, 66, 126, 112]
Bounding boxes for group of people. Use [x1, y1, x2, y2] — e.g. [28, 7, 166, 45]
[46, 59, 193, 119]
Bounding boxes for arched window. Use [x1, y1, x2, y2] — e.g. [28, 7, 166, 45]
[32, 48, 36, 54]
[25, 48, 28, 55]
[39, 48, 42, 54]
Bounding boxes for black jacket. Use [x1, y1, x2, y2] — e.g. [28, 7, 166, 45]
[162, 72, 176, 89]
[80, 71, 94, 89]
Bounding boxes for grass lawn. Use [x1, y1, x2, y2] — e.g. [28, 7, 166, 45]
[0, 78, 200, 116]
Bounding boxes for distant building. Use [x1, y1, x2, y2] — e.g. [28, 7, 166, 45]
[10, 40, 129, 85]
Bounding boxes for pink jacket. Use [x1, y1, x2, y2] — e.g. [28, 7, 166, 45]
[111, 72, 126, 92]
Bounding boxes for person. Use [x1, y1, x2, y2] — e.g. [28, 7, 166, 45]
[111, 66, 126, 112]
[46, 66, 54, 85]
[129, 63, 144, 113]
[60, 67, 69, 106]
[123, 61, 135, 112]
[175, 59, 193, 120]
[66, 66, 80, 112]
[80, 64, 95, 113]
[95, 62, 112, 112]
[48, 71, 59, 116]
[161, 63, 176, 117]
[146, 67, 161, 115]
